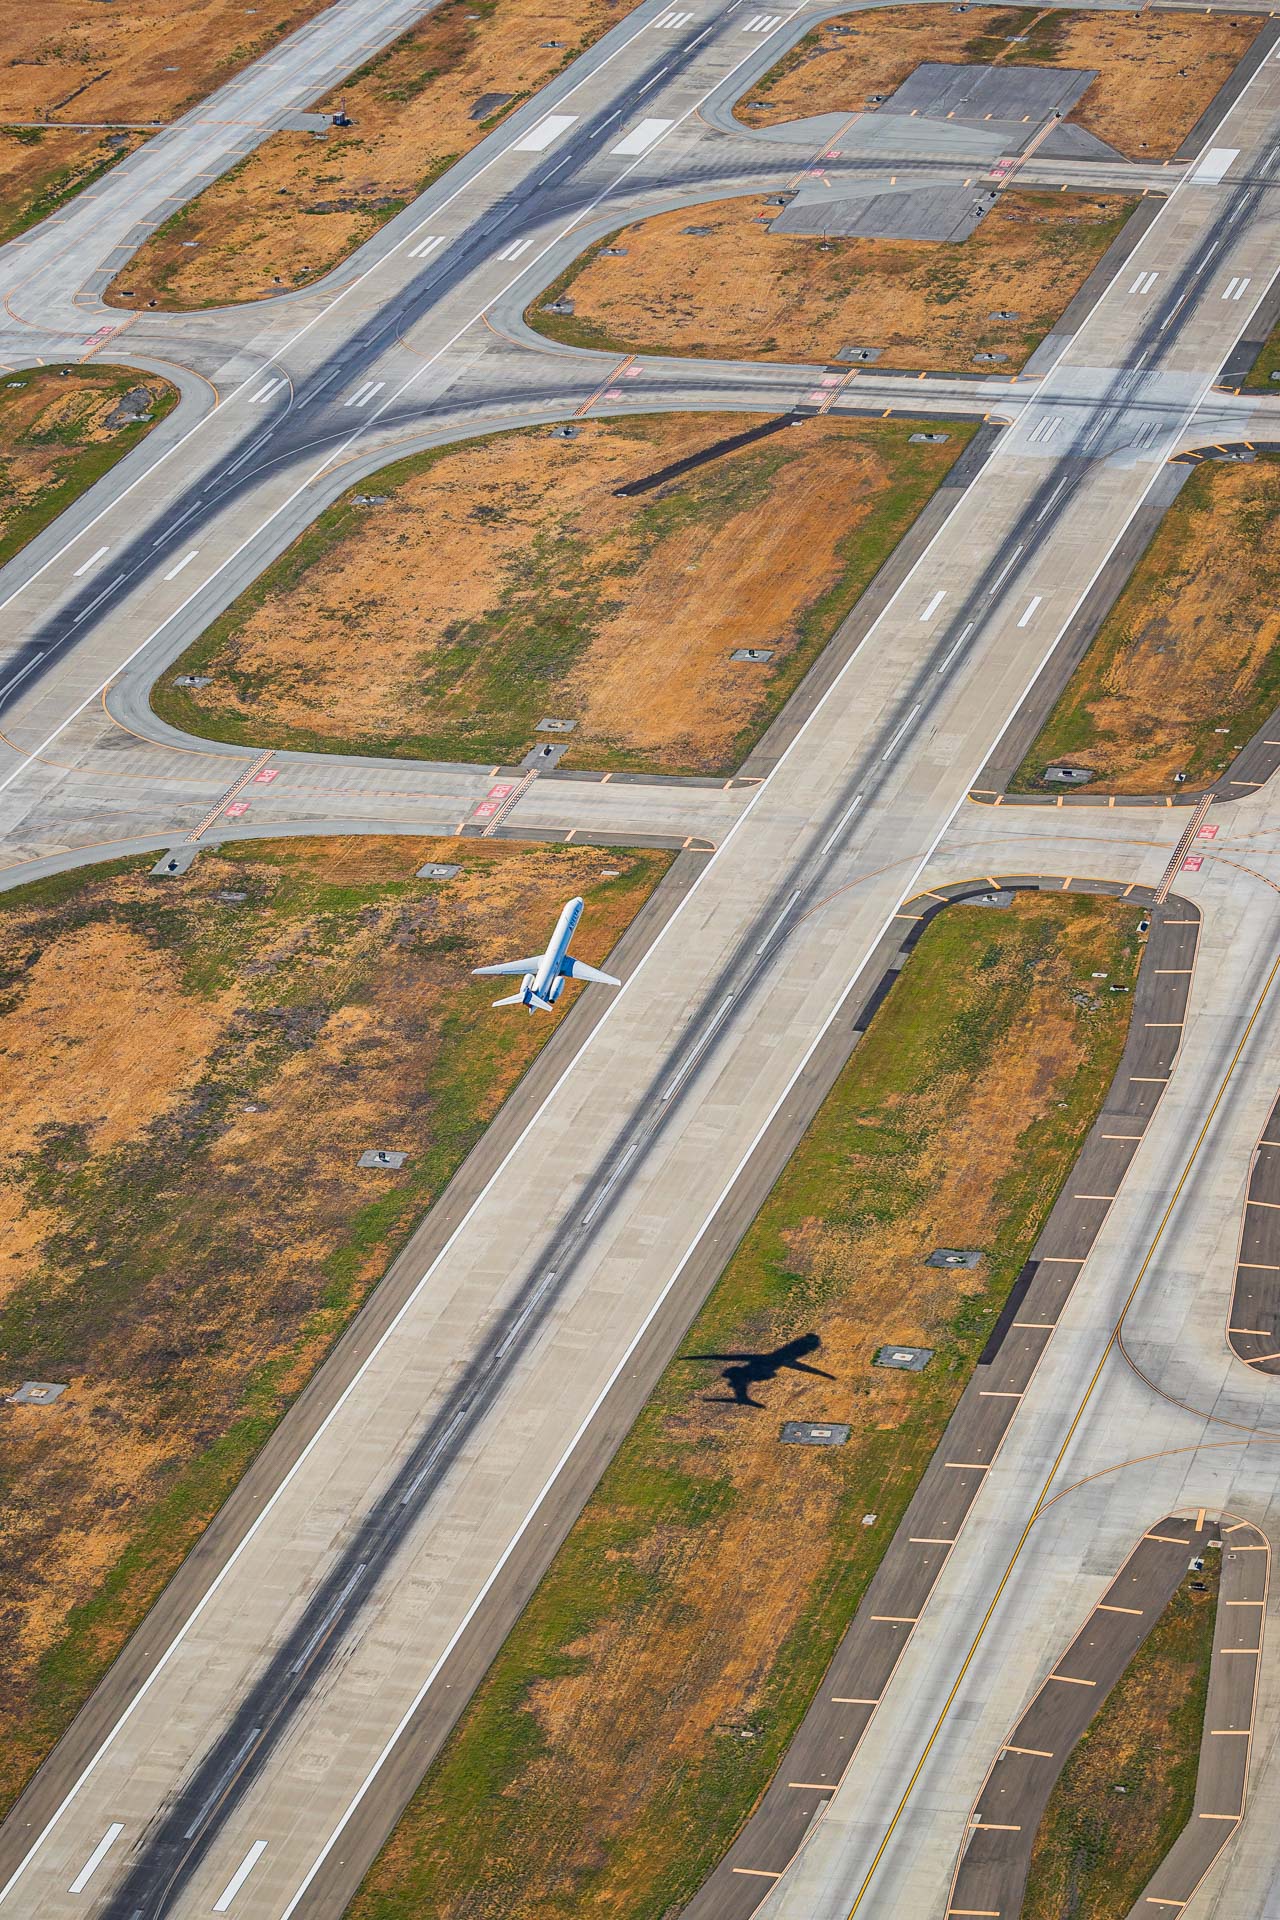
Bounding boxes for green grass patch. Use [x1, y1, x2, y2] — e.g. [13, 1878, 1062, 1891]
[1022, 1551, 1221, 1920]
[347, 893, 1142, 1920]
[0, 365, 178, 570]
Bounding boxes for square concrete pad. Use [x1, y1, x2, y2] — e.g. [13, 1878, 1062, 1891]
[884, 60, 1096, 135]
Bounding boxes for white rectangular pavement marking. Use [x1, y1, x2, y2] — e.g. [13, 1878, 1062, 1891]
[72, 545, 108, 578]
[68, 1825, 122, 1895]
[1191, 146, 1237, 185]
[214, 1841, 268, 1912]
[610, 116, 673, 155]
[497, 235, 537, 260]
[1017, 594, 1043, 627]
[407, 233, 445, 259]
[919, 590, 946, 622]
[512, 113, 577, 151]
[163, 550, 198, 582]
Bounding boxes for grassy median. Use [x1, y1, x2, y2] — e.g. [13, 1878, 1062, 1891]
[527, 191, 1135, 374]
[153, 413, 973, 774]
[348, 891, 1142, 1920]
[1013, 457, 1280, 794]
[0, 837, 667, 1819]
[1023, 1550, 1221, 1920]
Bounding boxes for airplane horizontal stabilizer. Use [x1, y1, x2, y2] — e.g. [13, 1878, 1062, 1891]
[490, 990, 529, 1008]
[561, 954, 621, 987]
[473, 956, 542, 978]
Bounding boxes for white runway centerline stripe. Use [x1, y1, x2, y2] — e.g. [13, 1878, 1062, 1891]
[248, 376, 286, 404]
[407, 232, 446, 259]
[163, 549, 199, 582]
[72, 544, 108, 578]
[882, 704, 921, 761]
[610, 116, 673, 155]
[919, 589, 946, 622]
[1017, 594, 1043, 628]
[512, 112, 577, 152]
[213, 1841, 268, 1912]
[68, 1825, 122, 1896]
[497, 235, 537, 260]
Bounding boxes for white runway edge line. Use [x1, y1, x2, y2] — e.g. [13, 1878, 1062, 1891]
[0, 0, 699, 625]
[67, 1824, 121, 1895]
[212, 1840, 267, 1913]
[0, 9, 1244, 1905]
[0, 0, 810, 809]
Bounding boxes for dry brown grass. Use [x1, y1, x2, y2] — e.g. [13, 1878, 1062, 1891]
[105, 0, 639, 309]
[0, 0, 335, 242]
[737, 7, 1261, 161]
[156, 412, 968, 773]
[1015, 459, 1280, 793]
[533, 188, 1133, 371]
[0, 836, 668, 1816]
[348, 893, 1142, 1920]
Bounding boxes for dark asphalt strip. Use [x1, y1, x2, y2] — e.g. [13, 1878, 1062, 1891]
[92, 154, 1269, 1910]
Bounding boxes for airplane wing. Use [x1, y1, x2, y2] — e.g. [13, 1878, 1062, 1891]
[561, 954, 621, 986]
[472, 956, 543, 978]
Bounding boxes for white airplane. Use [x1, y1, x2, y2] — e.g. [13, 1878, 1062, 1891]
[473, 895, 621, 1011]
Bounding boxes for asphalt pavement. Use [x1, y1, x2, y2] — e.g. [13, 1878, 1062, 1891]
[3, 3, 1280, 1919]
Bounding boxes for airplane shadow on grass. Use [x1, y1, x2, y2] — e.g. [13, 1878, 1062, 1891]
[684, 1332, 835, 1410]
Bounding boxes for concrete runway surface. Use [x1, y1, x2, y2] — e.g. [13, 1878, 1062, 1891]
[4, 1, 1280, 1917]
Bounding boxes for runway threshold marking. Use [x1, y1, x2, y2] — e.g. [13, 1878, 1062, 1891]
[213, 1840, 267, 1912]
[68, 1825, 123, 1895]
